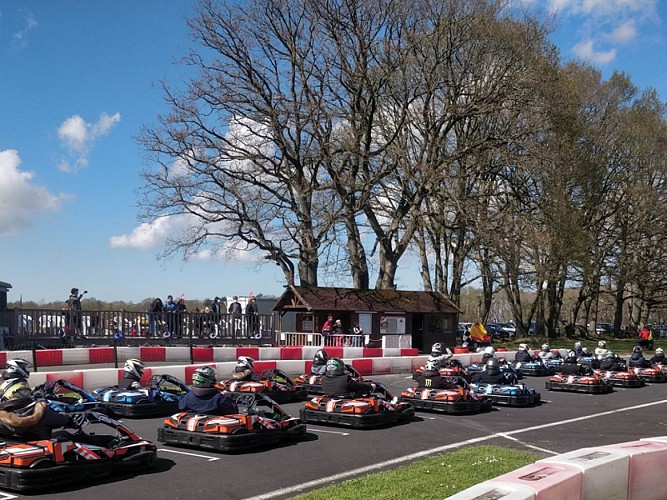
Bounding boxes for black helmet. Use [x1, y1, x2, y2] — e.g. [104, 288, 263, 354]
[313, 349, 328, 366]
[485, 357, 500, 376]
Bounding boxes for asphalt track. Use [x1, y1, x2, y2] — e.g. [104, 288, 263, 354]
[6, 373, 667, 500]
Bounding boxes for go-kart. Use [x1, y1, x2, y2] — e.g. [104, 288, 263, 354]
[300, 384, 415, 429]
[32, 379, 106, 413]
[631, 366, 666, 383]
[594, 369, 645, 388]
[295, 364, 364, 395]
[469, 381, 541, 407]
[543, 358, 563, 371]
[411, 359, 470, 381]
[0, 410, 156, 493]
[158, 393, 306, 453]
[92, 374, 190, 418]
[545, 373, 613, 393]
[514, 359, 552, 377]
[400, 378, 492, 414]
[467, 360, 523, 380]
[218, 369, 308, 403]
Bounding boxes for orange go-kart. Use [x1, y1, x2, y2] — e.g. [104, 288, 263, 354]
[217, 369, 308, 404]
[545, 373, 613, 393]
[158, 393, 306, 453]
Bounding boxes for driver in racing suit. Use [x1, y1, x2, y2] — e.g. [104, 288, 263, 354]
[514, 344, 535, 363]
[231, 356, 261, 382]
[322, 358, 398, 404]
[471, 358, 517, 385]
[310, 349, 328, 376]
[120, 358, 145, 389]
[178, 366, 238, 415]
[416, 358, 458, 390]
[560, 351, 591, 376]
[0, 359, 84, 440]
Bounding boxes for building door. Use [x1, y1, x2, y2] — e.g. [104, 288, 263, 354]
[358, 313, 373, 346]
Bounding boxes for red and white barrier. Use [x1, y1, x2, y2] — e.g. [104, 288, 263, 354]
[0, 346, 421, 367]
[449, 437, 667, 499]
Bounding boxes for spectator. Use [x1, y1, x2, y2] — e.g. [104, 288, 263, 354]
[321, 315, 334, 347]
[163, 295, 177, 336]
[352, 322, 364, 347]
[65, 287, 87, 338]
[148, 297, 163, 338]
[245, 296, 260, 339]
[332, 319, 343, 346]
[638, 326, 653, 349]
[175, 295, 187, 338]
[228, 296, 243, 337]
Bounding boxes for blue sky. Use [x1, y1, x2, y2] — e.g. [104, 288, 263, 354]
[1, 1, 665, 304]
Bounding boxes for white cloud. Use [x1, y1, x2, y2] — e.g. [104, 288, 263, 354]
[0, 149, 67, 237]
[109, 215, 188, 250]
[11, 10, 38, 50]
[572, 39, 617, 64]
[57, 112, 121, 173]
[609, 20, 637, 43]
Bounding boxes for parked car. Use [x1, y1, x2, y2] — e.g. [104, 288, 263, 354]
[497, 322, 516, 338]
[595, 323, 614, 336]
[484, 323, 507, 340]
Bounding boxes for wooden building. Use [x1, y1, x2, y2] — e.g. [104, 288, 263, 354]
[272, 285, 461, 352]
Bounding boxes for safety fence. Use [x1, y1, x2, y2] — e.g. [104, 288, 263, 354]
[278, 331, 368, 347]
[0, 307, 275, 349]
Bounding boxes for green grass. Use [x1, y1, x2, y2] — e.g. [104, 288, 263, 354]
[499, 337, 659, 356]
[290, 445, 537, 500]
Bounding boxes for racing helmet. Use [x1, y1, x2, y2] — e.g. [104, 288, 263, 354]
[325, 358, 345, 377]
[485, 357, 501, 376]
[633, 346, 642, 353]
[541, 344, 550, 352]
[425, 356, 441, 372]
[313, 349, 328, 366]
[518, 343, 528, 351]
[574, 342, 582, 350]
[192, 366, 217, 388]
[656, 348, 664, 355]
[582, 347, 591, 355]
[431, 343, 444, 356]
[124, 358, 145, 379]
[566, 350, 577, 362]
[484, 346, 496, 356]
[4, 359, 31, 380]
[604, 350, 616, 359]
[236, 356, 255, 371]
[0, 378, 32, 402]
[598, 340, 607, 348]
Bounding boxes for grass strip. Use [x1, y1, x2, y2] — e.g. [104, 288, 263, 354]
[291, 445, 537, 500]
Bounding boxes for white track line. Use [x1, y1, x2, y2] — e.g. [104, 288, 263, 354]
[308, 428, 350, 436]
[158, 448, 220, 461]
[242, 398, 667, 500]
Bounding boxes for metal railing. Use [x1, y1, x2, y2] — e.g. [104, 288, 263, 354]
[0, 308, 274, 348]
[279, 331, 367, 347]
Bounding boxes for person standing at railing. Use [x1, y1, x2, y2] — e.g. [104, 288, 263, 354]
[352, 322, 364, 347]
[228, 296, 243, 337]
[163, 295, 177, 337]
[64, 287, 86, 339]
[148, 297, 163, 338]
[321, 315, 333, 346]
[245, 296, 260, 339]
[332, 319, 344, 347]
[211, 297, 223, 336]
[175, 295, 187, 338]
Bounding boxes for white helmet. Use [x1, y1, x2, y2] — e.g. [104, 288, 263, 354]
[541, 344, 550, 351]
[574, 342, 582, 349]
[124, 358, 144, 379]
[484, 346, 495, 356]
[425, 356, 441, 372]
[5, 359, 31, 380]
[236, 356, 255, 370]
[431, 343, 444, 356]
[598, 340, 606, 348]
[656, 348, 664, 355]
[519, 343, 528, 351]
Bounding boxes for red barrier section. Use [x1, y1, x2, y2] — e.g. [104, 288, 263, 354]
[454, 347, 469, 354]
[254, 361, 277, 373]
[496, 347, 508, 352]
[280, 347, 303, 360]
[324, 347, 344, 358]
[88, 347, 115, 364]
[140, 347, 167, 362]
[304, 360, 313, 374]
[192, 347, 214, 363]
[351, 358, 373, 375]
[45, 371, 83, 387]
[236, 347, 260, 360]
[36, 350, 63, 367]
[0, 352, 6, 367]
[362, 348, 383, 358]
[400, 348, 419, 356]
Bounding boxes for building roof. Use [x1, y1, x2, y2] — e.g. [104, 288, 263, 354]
[272, 285, 461, 314]
[0, 281, 11, 292]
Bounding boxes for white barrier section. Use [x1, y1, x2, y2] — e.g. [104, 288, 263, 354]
[538, 447, 629, 499]
[118, 346, 141, 360]
[276, 360, 306, 374]
[213, 349, 238, 362]
[259, 347, 281, 360]
[62, 348, 87, 364]
[388, 357, 413, 373]
[446, 481, 536, 499]
[342, 347, 364, 359]
[166, 347, 190, 362]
